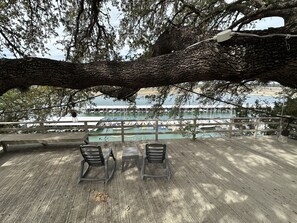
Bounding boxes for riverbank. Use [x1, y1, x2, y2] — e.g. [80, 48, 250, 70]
[137, 87, 282, 97]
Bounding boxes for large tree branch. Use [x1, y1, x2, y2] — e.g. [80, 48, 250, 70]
[1, 30, 297, 96]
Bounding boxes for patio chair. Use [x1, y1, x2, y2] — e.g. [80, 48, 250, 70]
[79, 144, 116, 183]
[141, 143, 171, 180]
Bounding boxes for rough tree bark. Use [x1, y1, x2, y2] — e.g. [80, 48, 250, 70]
[1, 28, 297, 96]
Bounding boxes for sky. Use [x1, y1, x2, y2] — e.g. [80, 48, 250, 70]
[253, 16, 284, 29]
[46, 15, 286, 60]
[2, 8, 285, 60]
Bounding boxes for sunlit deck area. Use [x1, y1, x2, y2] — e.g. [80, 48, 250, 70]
[1, 136, 297, 222]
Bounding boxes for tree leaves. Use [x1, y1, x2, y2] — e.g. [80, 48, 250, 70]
[1, 0, 297, 120]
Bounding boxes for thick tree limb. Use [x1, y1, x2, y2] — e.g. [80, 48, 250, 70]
[1, 30, 297, 96]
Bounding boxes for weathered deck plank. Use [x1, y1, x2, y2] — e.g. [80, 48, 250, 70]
[187, 139, 274, 222]
[0, 136, 297, 223]
[169, 140, 245, 222]
[200, 138, 297, 221]
[3, 151, 64, 223]
[206, 138, 297, 212]
[0, 150, 62, 223]
[36, 150, 80, 223]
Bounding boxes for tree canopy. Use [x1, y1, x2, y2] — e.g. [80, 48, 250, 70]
[1, 0, 297, 120]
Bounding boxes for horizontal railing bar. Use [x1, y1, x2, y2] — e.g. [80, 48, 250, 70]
[0, 116, 289, 143]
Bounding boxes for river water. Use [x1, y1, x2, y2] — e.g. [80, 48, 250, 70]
[85, 94, 281, 142]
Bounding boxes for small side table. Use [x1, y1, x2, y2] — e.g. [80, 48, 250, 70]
[122, 147, 140, 171]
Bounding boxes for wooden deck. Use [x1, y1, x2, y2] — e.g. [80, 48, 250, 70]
[0, 136, 297, 223]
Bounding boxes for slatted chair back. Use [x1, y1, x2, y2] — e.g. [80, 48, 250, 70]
[80, 145, 105, 166]
[145, 144, 166, 163]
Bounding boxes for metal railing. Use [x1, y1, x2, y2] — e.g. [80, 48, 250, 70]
[0, 117, 289, 142]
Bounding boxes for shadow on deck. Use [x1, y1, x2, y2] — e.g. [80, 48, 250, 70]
[0, 136, 297, 223]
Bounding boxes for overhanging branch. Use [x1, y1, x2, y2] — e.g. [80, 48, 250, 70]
[1, 32, 297, 95]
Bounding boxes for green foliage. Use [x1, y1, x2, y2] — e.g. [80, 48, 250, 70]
[0, 0, 118, 61]
[0, 87, 95, 121]
[115, 0, 291, 109]
[182, 126, 197, 140]
[0, 0, 59, 57]
[266, 87, 297, 117]
[273, 99, 297, 117]
[0, 0, 292, 61]
[0, 0, 296, 121]
[179, 120, 198, 141]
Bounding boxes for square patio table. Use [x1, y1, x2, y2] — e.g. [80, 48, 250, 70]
[122, 146, 141, 171]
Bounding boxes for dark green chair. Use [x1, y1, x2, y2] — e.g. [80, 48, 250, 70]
[141, 143, 171, 180]
[79, 145, 116, 183]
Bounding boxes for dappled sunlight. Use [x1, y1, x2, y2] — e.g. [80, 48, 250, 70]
[162, 187, 216, 222]
[1, 160, 16, 167]
[255, 171, 272, 179]
[220, 146, 285, 179]
[118, 208, 149, 222]
[253, 210, 270, 222]
[200, 183, 248, 204]
[220, 166, 233, 175]
[194, 151, 214, 160]
[211, 172, 230, 182]
[254, 143, 297, 163]
[242, 154, 274, 167]
[218, 215, 241, 223]
[289, 184, 297, 190]
[162, 211, 189, 222]
[200, 183, 222, 196]
[25, 172, 35, 178]
[0, 153, 33, 167]
[278, 173, 293, 181]
[91, 205, 103, 214]
[1, 137, 297, 222]
[189, 188, 216, 216]
[173, 168, 187, 177]
[272, 205, 289, 222]
[124, 174, 139, 181]
[151, 189, 162, 197]
[276, 154, 297, 165]
[165, 188, 182, 202]
[129, 209, 148, 221]
[224, 190, 248, 204]
[47, 157, 65, 165]
[223, 152, 249, 173]
[58, 156, 77, 164]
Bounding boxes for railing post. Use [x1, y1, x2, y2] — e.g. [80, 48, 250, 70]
[84, 121, 89, 133]
[155, 120, 158, 141]
[40, 122, 46, 134]
[121, 121, 125, 142]
[254, 117, 260, 138]
[228, 118, 233, 138]
[193, 119, 197, 140]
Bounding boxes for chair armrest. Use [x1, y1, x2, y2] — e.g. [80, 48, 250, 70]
[103, 148, 113, 160]
[80, 159, 86, 165]
[143, 153, 147, 159]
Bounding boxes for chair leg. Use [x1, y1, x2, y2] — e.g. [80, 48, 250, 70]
[104, 159, 109, 183]
[166, 166, 171, 180]
[78, 160, 86, 183]
[165, 159, 171, 180]
[121, 159, 125, 172]
[141, 159, 146, 180]
[105, 152, 116, 183]
[110, 150, 116, 160]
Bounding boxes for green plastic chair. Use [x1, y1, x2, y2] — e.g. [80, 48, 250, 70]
[141, 143, 171, 180]
[79, 145, 116, 183]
